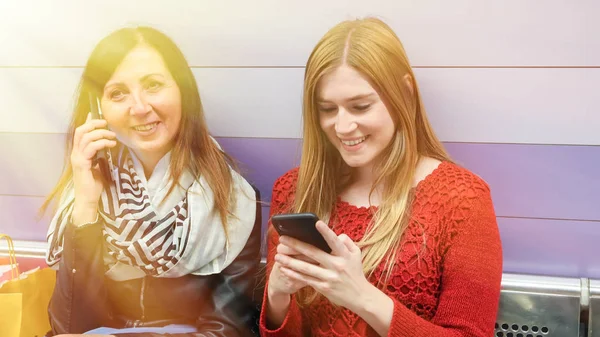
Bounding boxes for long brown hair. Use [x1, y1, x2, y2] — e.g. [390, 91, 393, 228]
[294, 17, 451, 305]
[40, 26, 238, 233]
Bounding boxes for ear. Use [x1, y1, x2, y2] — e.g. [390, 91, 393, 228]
[403, 73, 414, 96]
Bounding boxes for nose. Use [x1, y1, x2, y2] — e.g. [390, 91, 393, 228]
[334, 108, 358, 135]
[130, 91, 151, 116]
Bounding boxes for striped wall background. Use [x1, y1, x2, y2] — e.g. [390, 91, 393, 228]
[0, 0, 598, 278]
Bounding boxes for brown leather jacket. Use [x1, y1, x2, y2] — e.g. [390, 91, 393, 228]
[47, 189, 263, 337]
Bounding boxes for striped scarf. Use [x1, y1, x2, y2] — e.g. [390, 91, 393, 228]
[46, 146, 257, 280]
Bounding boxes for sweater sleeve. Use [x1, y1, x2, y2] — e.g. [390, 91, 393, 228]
[387, 185, 503, 337]
[259, 169, 306, 337]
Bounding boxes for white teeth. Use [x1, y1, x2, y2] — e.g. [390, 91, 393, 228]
[341, 136, 367, 146]
[133, 123, 157, 131]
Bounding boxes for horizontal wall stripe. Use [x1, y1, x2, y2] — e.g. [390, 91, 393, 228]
[498, 215, 600, 223]
[2, 197, 598, 279]
[497, 217, 600, 279]
[415, 67, 600, 146]
[444, 142, 600, 222]
[1, 135, 597, 221]
[2, 67, 599, 145]
[0, 195, 48, 242]
[0, 133, 67, 198]
[1, 0, 598, 67]
[220, 139, 600, 222]
[0, 195, 271, 254]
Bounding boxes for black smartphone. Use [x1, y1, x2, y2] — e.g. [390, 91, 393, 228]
[271, 212, 332, 254]
[88, 92, 116, 183]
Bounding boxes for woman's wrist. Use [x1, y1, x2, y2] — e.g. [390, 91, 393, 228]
[266, 287, 292, 328]
[267, 287, 291, 310]
[71, 202, 99, 227]
[354, 282, 394, 336]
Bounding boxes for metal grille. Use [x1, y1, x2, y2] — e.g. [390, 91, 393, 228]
[494, 322, 550, 336]
[495, 274, 581, 337]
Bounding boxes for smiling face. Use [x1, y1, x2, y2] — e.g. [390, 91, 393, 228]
[101, 44, 182, 163]
[317, 64, 395, 171]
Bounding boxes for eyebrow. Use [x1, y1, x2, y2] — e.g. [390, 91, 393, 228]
[104, 73, 166, 90]
[317, 93, 376, 103]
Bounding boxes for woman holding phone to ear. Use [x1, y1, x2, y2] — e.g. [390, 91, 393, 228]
[40, 26, 261, 337]
[260, 18, 503, 337]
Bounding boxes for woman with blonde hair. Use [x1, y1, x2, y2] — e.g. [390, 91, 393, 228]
[260, 18, 502, 337]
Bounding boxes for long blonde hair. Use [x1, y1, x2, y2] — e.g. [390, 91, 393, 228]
[39, 27, 239, 234]
[294, 17, 451, 305]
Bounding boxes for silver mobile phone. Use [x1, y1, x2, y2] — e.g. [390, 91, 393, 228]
[88, 92, 117, 183]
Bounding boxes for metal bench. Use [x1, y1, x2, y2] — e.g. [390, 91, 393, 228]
[589, 279, 600, 337]
[1, 241, 596, 336]
[496, 273, 584, 337]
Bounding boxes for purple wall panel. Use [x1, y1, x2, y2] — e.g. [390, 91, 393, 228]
[0, 133, 66, 196]
[217, 137, 600, 221]
[497, 217, 600, 279]
[2, 135, 598, 277]
[0, 196, 49, 241]
[445, 142, 600, 221]
[258, 203, 600, 278]
[4, 135, 596, 222]
[216, 137, 301, 203]
[216, 137, 600, 277]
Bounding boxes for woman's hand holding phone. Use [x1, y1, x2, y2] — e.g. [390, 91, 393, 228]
[266, 215, 325, 328]
[70, 113, 117, 226]
[266, 244, 310, 328]
[267, 212, 327, 299]
[275, 221, 394, 336]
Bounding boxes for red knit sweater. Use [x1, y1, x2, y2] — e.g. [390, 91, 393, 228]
[259, 161, 503, 337]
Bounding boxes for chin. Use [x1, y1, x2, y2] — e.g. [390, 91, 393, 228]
[343, 161, 360, 168]
[340, 156, 370, 168]
[133, 140, 171, 153]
